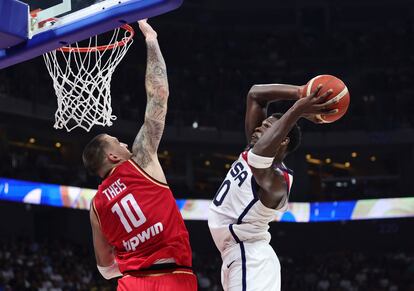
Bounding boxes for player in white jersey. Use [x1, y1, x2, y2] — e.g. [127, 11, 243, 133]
[208, 83, 338, 291]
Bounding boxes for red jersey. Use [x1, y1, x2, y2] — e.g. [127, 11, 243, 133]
[92, 160, 192, 273]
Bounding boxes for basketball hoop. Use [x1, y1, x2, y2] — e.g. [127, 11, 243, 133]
[43, 24, 134, 132]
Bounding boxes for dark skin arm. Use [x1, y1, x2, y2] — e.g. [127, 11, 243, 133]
[245, 84, 303, 143]
[248, 86, 337, 208]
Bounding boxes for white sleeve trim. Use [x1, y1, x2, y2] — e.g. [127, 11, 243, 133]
[97, 260, 122, 280]
[247, 150, 274, 169]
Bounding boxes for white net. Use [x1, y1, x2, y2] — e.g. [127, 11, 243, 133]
[43, 25, 134, 132]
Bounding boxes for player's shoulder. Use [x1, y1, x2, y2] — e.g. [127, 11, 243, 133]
[238, 150, 250, 164]
[277, 162, 294, 175]
[89, 195, 101, 222]
[112, 159, 133, 173]
[92, 186, 106, 210]
[99, 160, 135, 184]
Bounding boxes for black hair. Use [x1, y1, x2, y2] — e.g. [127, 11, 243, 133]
[271, 113, 302, 154]
[82, 134, 109, 176]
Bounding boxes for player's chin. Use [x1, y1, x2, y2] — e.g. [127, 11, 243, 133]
[248, 139, 258, 148]
[250, 134, 259, 143]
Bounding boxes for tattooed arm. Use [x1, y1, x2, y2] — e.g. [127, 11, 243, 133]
[131, 20, 169, 183]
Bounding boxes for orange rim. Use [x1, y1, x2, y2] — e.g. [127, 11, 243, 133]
[58, 24, 135, 53]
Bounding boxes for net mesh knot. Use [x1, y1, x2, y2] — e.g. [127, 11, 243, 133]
[43, 25, 134, 132]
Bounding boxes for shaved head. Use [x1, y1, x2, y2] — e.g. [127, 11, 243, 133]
[82, 134, 109, 176]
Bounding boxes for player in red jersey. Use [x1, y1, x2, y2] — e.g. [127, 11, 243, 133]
[82, 20, 197, 291]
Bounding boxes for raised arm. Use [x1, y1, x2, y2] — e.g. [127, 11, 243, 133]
[245, 84, 303, 142]
[252, 85, 334, 157]
[131, 20, 169, 183]
[248, 86, 336, 208]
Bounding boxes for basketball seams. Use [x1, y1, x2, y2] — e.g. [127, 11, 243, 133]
[306, 76, 319, 96]
[304, 75, 350, 123]
[307, 75, 339, 96]
[320, 85, 349, 123]
[328, 86, 349, 105]
[309, 76, 348, 123]
[307, 75, 333, 123]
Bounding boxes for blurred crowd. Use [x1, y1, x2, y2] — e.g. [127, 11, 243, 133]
[1, 238, 413, 291]
[0, 142, 89, 189]
[0, 1, 413, 201]
[158, 24, 414, 132]
[1, 2, 413, 132]
[0, 138, 409, 201]
[281, 252, 414, 291]
[0, 238, 113, 291]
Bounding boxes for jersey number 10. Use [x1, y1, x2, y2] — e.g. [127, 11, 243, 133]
[111, 193, 147, 233]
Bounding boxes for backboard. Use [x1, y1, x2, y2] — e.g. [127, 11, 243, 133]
[0, 0, 182, 69]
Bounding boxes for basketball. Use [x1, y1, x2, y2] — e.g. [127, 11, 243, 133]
[302, 75, 350, 123]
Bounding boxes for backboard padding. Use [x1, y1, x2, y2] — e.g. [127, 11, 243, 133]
[0, 0, 183, 69]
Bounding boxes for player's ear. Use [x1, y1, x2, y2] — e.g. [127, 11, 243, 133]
[107, 152, 121, 163]
[281, 137, 290, 147]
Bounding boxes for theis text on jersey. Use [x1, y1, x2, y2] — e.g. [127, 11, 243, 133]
[103, 178, 126, 201]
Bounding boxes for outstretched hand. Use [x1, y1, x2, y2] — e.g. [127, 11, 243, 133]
[295, 85, 339, 123]
[138, 19, 157, 40]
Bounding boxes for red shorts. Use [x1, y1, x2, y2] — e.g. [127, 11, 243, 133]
[117, 269, 197, 291]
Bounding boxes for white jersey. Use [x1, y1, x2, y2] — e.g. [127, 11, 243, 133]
[208, 151, 293, 254]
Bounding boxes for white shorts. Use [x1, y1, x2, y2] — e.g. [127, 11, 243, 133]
[220, 241, 281, 291]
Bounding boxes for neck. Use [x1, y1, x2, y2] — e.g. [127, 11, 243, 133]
[273, 151, 286, 165]
[100, 164, 117, 179]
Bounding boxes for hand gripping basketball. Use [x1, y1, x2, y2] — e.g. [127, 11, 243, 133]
[301, 75, 350, 123]
[295, 85, 338, 120]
